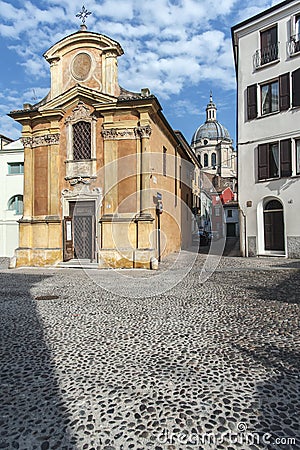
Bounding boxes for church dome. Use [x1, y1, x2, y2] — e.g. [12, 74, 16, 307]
[191, 94, 232, 146]
[192, 121, 231, 144]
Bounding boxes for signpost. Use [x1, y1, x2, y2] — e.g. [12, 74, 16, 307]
[156, 193, 163, 261]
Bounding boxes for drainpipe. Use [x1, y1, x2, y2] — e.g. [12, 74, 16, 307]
[239, 207, 247, 257]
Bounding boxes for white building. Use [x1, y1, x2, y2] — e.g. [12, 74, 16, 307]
[232, 0, 300, 258]
[0, 139, 24, 257]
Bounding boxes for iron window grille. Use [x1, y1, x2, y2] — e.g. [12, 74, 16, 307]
[73, 121, 91, 160]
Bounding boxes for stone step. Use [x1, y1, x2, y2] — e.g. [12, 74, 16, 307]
[57, 259, 98, 269]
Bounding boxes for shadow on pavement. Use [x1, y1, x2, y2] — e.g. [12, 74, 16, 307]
[233, 342, 300, 450]
[197, 236, 241, 257]
[0, 272, 74, 449]
[246, 269, 300, 305]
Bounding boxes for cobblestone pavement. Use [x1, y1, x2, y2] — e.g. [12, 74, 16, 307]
[0, 255, 299, 450]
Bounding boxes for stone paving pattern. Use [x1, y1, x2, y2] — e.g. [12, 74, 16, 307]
[0, 255, 299, 450]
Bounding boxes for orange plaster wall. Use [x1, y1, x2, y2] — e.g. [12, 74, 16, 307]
[149, 121, 182, 253]
[114, 112, 139, 122]
[117, 140, 137, 213]
[34, 147, 48, 216]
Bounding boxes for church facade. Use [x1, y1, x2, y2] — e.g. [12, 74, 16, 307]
[9, 24, 200, 268]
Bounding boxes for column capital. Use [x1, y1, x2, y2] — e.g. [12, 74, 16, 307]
[134, 125, 152, 139]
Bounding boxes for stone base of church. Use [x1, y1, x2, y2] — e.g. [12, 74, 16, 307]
[14, 218, 62, 267]
[98, 248, 156, 269]
[14, 247, 63, 267]
[99, 213, 156, 269]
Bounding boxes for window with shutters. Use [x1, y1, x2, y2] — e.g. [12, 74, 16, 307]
[288, 14, 300, 55]
[261, 81, 279, 114]
[247, 74, 291, 120]
[258, 140, 292, 181]
[247, 84, 257, 120]
[73, 121, 91, 160]
[279, 74, 290, 111]
[253, 26, 279, 69]
[292, 68, 300, 107]
[260, 26, 278, 65]
[280, 140, 292, 177]
[296, 139, 300, 175]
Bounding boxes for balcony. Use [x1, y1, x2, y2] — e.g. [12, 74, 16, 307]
[253, 43, 279, 69]
[287, 35, 300, 56]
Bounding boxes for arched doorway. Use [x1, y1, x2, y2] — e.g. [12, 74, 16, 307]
[263, 199, 285, 252]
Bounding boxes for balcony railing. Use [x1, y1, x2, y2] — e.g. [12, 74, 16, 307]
[253, 43, 279, 69]
[287, 34, 300, 56]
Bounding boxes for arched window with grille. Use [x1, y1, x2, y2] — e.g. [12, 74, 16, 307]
[204, 153, 208, 167]
[8, 195, 23, 215]
[73, 121, 91, 160]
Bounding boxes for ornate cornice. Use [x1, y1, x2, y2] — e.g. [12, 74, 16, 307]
[101, 125, 152, 140]
[62, 185, 102, 198]
[101, 128, 136, 140]
[22, 134, 60, 148]
[65, 101, 95, 124]
[64, 175, 97, 186]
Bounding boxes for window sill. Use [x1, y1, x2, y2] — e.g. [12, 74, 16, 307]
[289, 49, 300, 57]
[255, 58, 280, 70]
[65, 158, 96, 163]
[258, 251, 286, 256]
[6, 173, 24, 176]
[257, 110, 279, 119]
[257, 176, 280, 182]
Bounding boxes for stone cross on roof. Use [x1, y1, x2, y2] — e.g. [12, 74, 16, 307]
[76, 5, 92, 29]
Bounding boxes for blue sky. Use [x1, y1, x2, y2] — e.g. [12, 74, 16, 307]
[0, 0, 282, 146]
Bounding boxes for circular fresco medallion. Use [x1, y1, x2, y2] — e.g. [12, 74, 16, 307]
[71, 53, 92, 81]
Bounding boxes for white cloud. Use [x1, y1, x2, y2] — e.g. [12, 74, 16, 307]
[173, 99, 200, 118]
[0, 114, 21, 139]
[0, 0, 238, 98]
[233, 0, 282, 24]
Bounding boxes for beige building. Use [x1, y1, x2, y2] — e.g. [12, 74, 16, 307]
[9, 24, 200, 268]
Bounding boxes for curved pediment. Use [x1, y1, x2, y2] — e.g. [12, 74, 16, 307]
[43, 30, 123, 61]
[43, 30, 123, 101]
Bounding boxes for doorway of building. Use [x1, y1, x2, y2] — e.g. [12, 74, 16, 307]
[226, 223, 236, 237]
[69, 201, 95, 261]
[263, 199, 285, 252]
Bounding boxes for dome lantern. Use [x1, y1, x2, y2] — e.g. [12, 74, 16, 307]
[206, 92, 217, 122]
[191, 94, 232, 146]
